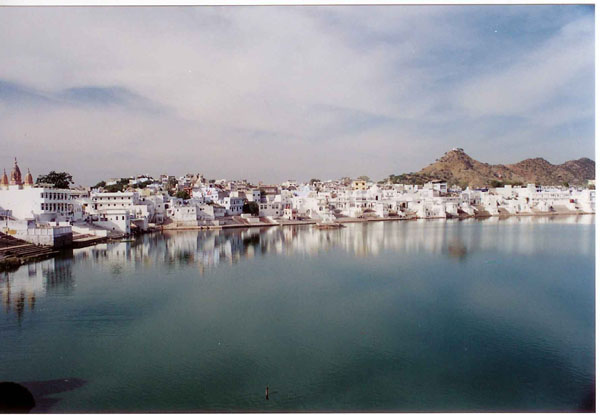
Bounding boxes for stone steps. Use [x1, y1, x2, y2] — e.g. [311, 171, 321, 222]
[0, 231, 56, 262]
[3, 245, 54, 257]
[72, 233, 93, 240]
[0, 243, 32, 252]
[231, 216, 249, 225]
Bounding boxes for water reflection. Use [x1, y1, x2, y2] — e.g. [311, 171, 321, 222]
[1, 215, 594, 318]
[74, 214, 595, 271]
[446, 239, 468, 260]
[1, 257, 73, 320]
[0, 215, 593, 412]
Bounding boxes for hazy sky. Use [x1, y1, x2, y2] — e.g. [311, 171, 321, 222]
[0, 5, 594, 185]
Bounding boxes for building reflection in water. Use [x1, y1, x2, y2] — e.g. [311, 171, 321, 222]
[1, 257, 73, 320]
[1, 214, 593, 317]
[71, 214, 596, 275]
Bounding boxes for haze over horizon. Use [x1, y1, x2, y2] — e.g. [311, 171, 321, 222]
[0, 5, 594, 186]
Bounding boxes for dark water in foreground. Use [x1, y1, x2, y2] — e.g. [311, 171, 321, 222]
[0, 216, 595, 412]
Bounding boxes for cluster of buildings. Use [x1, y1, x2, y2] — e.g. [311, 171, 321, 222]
[0, 158, 595, 247]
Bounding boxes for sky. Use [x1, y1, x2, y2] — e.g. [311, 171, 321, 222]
[0, 5, 594, 185]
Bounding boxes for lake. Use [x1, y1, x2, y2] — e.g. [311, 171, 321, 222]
[0, 215, 595, 412]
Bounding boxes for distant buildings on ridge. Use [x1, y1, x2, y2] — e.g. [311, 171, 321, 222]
[0, 157, 595, 248]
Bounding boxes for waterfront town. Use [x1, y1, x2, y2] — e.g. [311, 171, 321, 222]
[0, 150, 595, 251]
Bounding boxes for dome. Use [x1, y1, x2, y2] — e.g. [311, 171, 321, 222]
[193, 177, 203, 188]
[24, 169, 33, 186]
[0, 169, 8, 187]
[10, 158, 22, 186]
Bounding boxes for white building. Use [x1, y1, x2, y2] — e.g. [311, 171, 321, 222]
[91, 209, 131, 234]
[167, 205, 200, 222]
[88, 191, 153, 234]
[0, 160, 77, 223]
[222, 196, 245, 216]
[91, 192, 140, 211]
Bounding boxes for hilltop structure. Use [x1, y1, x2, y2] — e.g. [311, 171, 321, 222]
[389, 148, 595, 188]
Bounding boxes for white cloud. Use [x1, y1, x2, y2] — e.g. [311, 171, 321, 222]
[455, 15, 594, 117]
[0, 6, 594, 184]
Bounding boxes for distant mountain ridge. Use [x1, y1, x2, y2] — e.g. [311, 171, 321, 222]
[390, 148, 595, 188]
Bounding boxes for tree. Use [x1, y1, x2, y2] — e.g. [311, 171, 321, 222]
[175, 190, 190, 200]
[488, 179, 503, 188]
[309, 178, 320, 185]
[339, 176, 351, 186]
[357, 175, 370, 182]
[562, 181, 570, 188]
[388, 173, 433, 186]
[457, 181, 469, 190]
[93, 180, 106, 188]
[243, 201, 259, 215]
[36, 171, 74, 189]
[104, 183, 124, 192]
[132, 181, 149, 189]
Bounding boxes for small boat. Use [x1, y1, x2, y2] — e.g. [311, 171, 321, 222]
[314, 222, 345, 230]
[314, 212, 345, 229]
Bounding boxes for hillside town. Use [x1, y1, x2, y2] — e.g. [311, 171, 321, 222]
[0, 153, 595, 249]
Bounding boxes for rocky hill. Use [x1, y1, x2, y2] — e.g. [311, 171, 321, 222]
[389, 148, 595, 188]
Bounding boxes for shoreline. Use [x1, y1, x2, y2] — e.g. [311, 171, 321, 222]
[159, 210, 594, 231]
[0, 210, 594, 271]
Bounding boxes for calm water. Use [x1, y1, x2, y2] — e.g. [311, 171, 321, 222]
[0, 216, 595, 412]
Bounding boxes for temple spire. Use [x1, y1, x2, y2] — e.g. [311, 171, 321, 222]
[24, 168, 33, 187]
[9, 157, 22, 186]
[0, 168, 8, 189]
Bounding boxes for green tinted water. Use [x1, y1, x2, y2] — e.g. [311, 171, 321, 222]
[0, 216, 595, 412]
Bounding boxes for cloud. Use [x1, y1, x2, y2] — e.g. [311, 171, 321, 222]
[455, 14, 594, 117]
[0, 80, 164, 113]
[0, 6, 594, 185]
